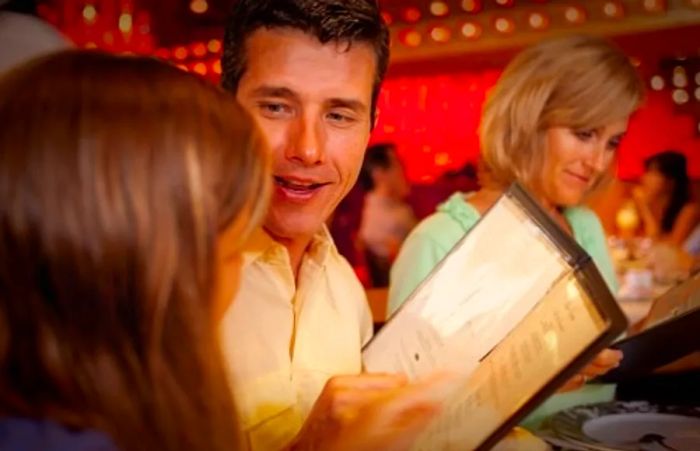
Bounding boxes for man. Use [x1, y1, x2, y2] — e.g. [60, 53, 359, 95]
[218, 1, 443, 449]
[219, 2, 547, 450]
[357, 143, 416, 287]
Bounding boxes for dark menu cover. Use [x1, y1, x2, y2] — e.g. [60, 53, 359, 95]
[363, 183, 628, 450]
[601, 271, 700, 382]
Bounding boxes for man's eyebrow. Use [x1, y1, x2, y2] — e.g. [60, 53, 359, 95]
[250, 85, 299, 100]
[327, 98, 368, 113]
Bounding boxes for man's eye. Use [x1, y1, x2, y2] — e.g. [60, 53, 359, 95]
[259, 102, 291, 116]
[327, 111, 356, 124]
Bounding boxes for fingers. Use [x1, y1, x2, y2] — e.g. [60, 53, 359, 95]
[377, 372, 462, 416]
[315, 373, 409, 419]
[579, 349, 623, 378]
[322, 373, 407, 393]
[558, 374, 586, 392]
[592, 349, 623, 368]
[559, 349, 624, 393]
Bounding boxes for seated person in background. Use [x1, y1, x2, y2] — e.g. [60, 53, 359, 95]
[0, 51, 447, 451]
[632, 150, 699, 246]
[389, 35, 645, 429]
[357, 143, 416, 287]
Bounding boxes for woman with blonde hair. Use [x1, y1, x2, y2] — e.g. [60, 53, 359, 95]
[389, 35, 645, 428]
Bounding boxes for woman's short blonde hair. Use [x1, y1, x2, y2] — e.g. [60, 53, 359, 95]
[479, 34, 644, 190]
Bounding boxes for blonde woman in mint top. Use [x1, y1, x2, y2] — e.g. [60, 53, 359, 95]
[389, 35, 644, 429]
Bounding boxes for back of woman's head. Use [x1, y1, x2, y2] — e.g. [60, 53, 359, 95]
[0, 51, 269, 451]
[480, 34, 644, 189]
[644, 150, 688, 183]
[644, 150, 690, 232]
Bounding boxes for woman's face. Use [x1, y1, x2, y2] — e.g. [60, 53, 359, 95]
[640, 165, 671, 198]
[539, 118, 629, 208]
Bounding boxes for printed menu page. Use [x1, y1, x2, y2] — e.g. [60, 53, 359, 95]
[414, 274, 606, 450]
[363, 194, 572, 379]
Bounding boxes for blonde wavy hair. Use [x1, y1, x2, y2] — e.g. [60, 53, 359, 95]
[479, 34, 644, 193]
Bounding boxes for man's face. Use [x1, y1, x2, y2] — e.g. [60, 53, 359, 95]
[235, 28, 375, 243]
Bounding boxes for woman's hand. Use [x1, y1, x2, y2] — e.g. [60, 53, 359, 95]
[559, 348, 623, 392]
[290, 372, 459, 451]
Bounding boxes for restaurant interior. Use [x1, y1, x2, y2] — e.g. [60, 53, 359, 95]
[20, 0, 700, 448]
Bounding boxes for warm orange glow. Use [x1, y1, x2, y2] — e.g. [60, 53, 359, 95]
[430, 1, 449, 16]
[193, 63, 208, 76]
[642, 0, 666, 12]
[401, 29, 422, 47]
[435, 152, 450, 166]
[82, 5, 97, 24]
[118, 13, 132, 33]
[174, 47, 188, 60]
[672, 89, 689, 104]
[528, 12, 549, 30]
[650, 75, 665, 91]
[430, 26, 451, 43]
[212, 61, 222, 75]
[603, 1, 624, 18]
[564, 6, 587, 24]
[190, 0, 208, 14]
[208, 39, 222, 53]
[461, 0, 481, 13]
[192, 43, 207, 57]
[494, 17, 515, 34]
[460, 21, 482, 39]
[673, 66, 688, 88]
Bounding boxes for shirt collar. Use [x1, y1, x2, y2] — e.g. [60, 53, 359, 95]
[242, 226, 335, 267]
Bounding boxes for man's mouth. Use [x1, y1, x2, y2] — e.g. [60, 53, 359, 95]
[273, 176, 329, 201]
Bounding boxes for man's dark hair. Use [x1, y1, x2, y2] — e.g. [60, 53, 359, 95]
[221, 0, 389, 126]
[358, 143, 395, 191]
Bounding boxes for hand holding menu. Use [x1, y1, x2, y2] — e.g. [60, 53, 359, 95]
[363, 184, 627, 450]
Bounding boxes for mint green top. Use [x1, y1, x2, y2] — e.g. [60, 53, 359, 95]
[388, 192, 620, 430]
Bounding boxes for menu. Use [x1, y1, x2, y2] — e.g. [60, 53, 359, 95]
[362, 183, 627, 450]
[602, 270, 700, 381]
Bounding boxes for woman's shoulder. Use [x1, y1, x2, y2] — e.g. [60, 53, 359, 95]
[563, 205, 601, 224]
[427, 192, 481, 232]
[0, 417, 118, 451]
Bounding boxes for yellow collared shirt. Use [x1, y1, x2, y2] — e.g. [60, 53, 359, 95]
[220, 227, 373, 451]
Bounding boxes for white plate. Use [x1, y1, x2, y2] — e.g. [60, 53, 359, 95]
[548, 401, 700, 451]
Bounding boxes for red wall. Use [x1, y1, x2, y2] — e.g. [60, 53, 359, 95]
[371, 72, 700, 183]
